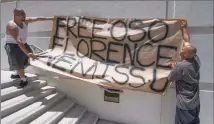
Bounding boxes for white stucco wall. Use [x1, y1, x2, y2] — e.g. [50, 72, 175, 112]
[1, 1, 213, 124]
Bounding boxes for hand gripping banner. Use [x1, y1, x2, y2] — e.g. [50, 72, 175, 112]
[30, 16, 185, 95]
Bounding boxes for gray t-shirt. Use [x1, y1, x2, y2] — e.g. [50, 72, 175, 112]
[168, 55, 201, 110]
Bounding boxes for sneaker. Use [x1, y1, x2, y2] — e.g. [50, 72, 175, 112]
[11, 74, 27, 79]
[19, 80, 28, 88]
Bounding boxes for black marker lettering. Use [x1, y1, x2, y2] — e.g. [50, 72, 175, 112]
[96, 62, 112, 79]
[53, 17, 66, 48]
[76, 39, 89, 58]
[47, 55, 55, 66]
[112, 65, 129, 85]
[90, 40, 106, 61]
[110, 20, 127, 41]
[156, 45, 177, 69]
[78, 17, 92, 39]
[129, 66, 146, 88]
[128, 20, 146, 42]
[67, 17, 77, 38]
[150, 69, 169, 92]
[92, 19, 107, 39]
[136, 43, 155, 67]
[106, 42, 123, 64]
[123, 43, 137, 65]
[81, 61, 98, 78]
[148, 20, 169, 43]
[70, 60, 82, 74]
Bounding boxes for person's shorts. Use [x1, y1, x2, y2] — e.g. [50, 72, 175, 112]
[175, 105, 200, 124]
[5, 43, 33, 70]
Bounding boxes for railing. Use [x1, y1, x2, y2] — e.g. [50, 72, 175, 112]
[29, 44, 44, 54]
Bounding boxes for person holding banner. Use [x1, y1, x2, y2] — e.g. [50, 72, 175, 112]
[168, 21, 201, 124]
[4, 8, 54, 88]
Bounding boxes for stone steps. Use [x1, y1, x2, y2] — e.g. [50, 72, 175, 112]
[78, 112, 99, 124]
[1, 71, 38, 89]
[29, 99, 76, 124]
[1, 80, 47, 102]
[1, 93, 66, 124]
[1, 70, 124, 124]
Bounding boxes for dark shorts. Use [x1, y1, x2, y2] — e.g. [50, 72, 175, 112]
[5, 43, 33, 70]
[175, 105, 200, 124]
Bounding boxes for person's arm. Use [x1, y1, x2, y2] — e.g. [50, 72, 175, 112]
[7, 22, 35, 58]
[24, 16, 54, 23]
[181, 21, 190, 46]
[168, 62, 183, 82]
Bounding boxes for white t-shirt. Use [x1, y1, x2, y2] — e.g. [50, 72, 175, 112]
[5, 20, 28, 44]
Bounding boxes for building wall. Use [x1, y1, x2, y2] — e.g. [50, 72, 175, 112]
[1, 1, 213, 124]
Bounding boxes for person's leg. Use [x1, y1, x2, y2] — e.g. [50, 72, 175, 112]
[175, 110, 179, 124]
[17, 44, 31, 87]
[16, 66, 28, 88]
[189, 105, 200, 124]
[8, 43, 33, 87]
[175, 106, 200, 124]
[16, 69, 28, 88]
[16, 69, 25, 79]
[196, 105, 200, 124]
[175, 106, 183, 124]
[11, 70, 25, 78]
[5, 43, 27, 79]
[5, 43, 15, 71]
[15, 43, 34, 86]
[7, 43, 28, 87]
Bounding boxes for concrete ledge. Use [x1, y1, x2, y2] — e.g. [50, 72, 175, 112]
[78, 112, 99, 124]
[1, 0, 17, 3]
[97, 120, 124, 124]
[58, 105, 87, 124]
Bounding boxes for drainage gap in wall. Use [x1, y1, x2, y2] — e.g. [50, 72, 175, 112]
[104, 89, 121, 103]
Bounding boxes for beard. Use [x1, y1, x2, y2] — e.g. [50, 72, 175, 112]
[179, 52, 184, 59]
[21, 17, 26, 21]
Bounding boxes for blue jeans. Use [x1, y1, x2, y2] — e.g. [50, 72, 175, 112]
[175, 105, 200, 124]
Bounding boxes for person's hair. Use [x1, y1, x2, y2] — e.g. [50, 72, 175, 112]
[189, 45, 197, 54]
[186, 45, 197, 58]
[13, 8, 24, 14]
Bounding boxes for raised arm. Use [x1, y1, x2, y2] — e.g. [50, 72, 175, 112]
[181, 20, 190, 46]
[24, 16, 54, 23]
